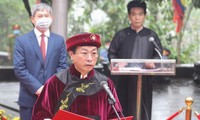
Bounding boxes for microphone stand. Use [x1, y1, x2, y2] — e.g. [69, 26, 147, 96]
[154, 48, 163, 59]
[98, 81, 126, 119]
[108, 98, 122, 120]
[154, 48, 165, 70]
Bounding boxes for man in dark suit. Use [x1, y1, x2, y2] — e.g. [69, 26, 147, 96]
[13, 3, 67, 120]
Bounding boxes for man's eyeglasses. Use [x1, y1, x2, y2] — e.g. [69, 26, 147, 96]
[75, 51, 98, 58]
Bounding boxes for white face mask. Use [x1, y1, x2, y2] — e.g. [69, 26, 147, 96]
[35, 17, 52, 29]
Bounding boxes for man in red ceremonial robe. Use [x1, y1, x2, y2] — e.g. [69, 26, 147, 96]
[32, 33, 123, 120]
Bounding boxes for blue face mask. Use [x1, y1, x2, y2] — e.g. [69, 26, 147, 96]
[13, 30, 20, 35]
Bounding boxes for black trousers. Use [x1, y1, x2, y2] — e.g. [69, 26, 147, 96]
[113, 75, 152, 120]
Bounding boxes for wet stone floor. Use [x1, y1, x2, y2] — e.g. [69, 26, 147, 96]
[152, 77, 200, 120]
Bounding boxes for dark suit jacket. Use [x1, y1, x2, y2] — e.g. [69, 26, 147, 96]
[13, 30, 67, 107]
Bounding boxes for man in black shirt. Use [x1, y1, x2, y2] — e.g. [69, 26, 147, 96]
[108, 1, 163, 120]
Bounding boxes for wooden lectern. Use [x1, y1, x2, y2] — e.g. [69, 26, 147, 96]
[110, 59, 176, 120]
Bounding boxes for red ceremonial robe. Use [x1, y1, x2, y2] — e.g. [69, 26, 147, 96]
[32, 65, 122, 120]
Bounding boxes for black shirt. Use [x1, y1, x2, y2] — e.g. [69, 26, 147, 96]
[108, 27, 163, 60]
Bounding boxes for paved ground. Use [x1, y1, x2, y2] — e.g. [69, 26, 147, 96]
[0, 77, 200, 120]
[152, 77, 200, 120]
[0, 82, 19, 117]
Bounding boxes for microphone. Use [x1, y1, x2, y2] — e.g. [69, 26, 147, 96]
[100, 81, 116, 103]
[149, 37, 163, 59]
[149, 37, 164, 71]
[149, 37, 162, 52]
[100, 81, 122, 120]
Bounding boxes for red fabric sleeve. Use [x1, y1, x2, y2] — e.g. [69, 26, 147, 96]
[32, 75, 65, 120]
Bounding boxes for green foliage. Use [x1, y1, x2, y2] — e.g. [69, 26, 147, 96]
[192, 0, 200, 8]
[145, 0, 178, 60]
[90, 0, 129, 45]
[146, 0, 163, 2]
[68, 0, 129, 45]
[0, 0, 33, 51]
[0, 0, 33, 65]
[66, 0, 200, 63]
[146, 0, 200, 63]
[1, 0, 199, 64]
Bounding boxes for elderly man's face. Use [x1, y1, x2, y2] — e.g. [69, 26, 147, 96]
[69, 46, 98, 75]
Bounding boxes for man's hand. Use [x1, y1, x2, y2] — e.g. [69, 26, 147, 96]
[145, 63, 155, 69]
[35, 85, 44, 96]
[111, 62, 128, 71]
[115, 62, 128, 67]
